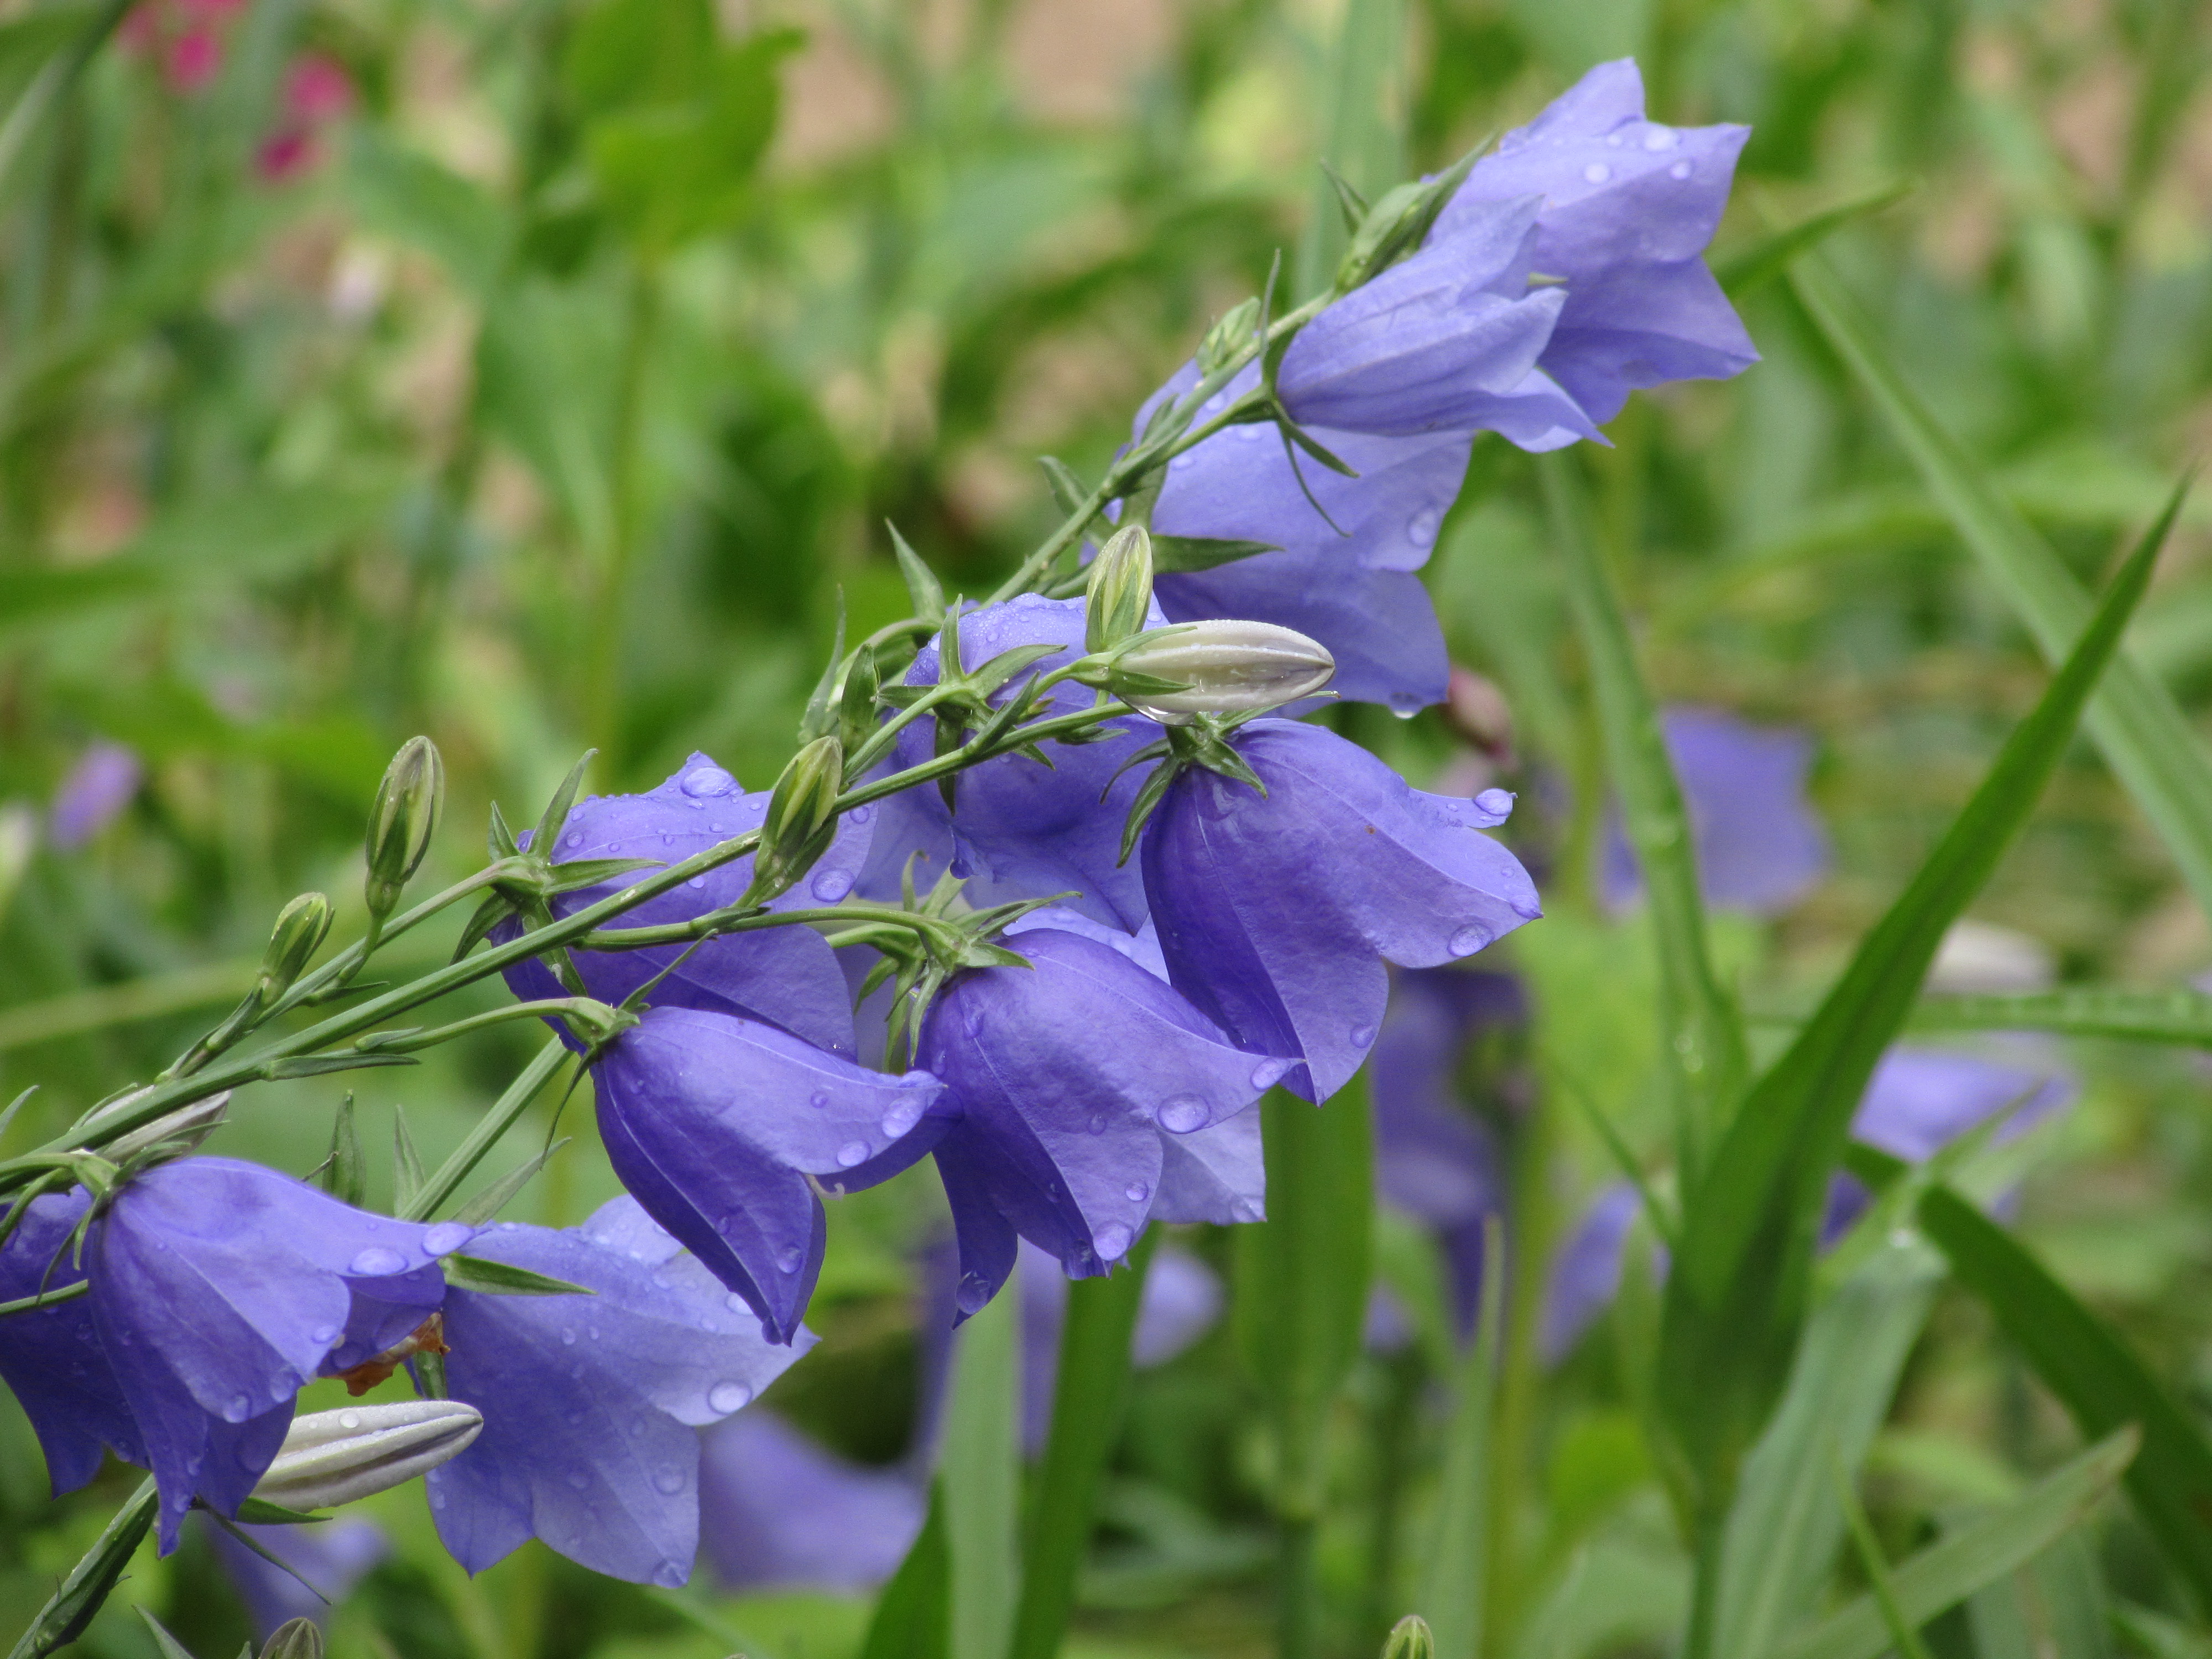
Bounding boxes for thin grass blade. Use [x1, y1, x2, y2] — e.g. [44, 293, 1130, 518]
[1418, 1215, 1505, 1659]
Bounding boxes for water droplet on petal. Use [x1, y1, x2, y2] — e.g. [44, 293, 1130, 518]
[310, 1323, 340, 1345]
[709, 1380, 754, 1413]
[1349, 1023, 1377, 1048]
[431, 1491, 448, 1510]
[1250, 1060, 1288, 1091]
[811, 869, 855, 902]
[422, 1221, 472, 1258]
[964, 1007, 984, 1036]
[776, 1246, 804, 1274]
[849, 805, 874, 825]
[881, 1100, 923, 1137]
[687, 876, 706, 890]
[654, 1469, 686, 1494]
[224, 1394, 252, 1423]
[349, 1246, 406, 1277]
[1125, 1181, 1150, 1203]
[1407, 507, 1441, 550]
[1670, 160, 1692, 180]
[1605, 132, 1623, 146]
[1170, 452, 1194, 470]
[808, 1089, 830, 1109]
[836, 1141, 870, 1168]
[1159, 1095, 1207, 1134]
[560, 1327, 577, 1345]
[1644, 127, 1679, 151]
[1583, 163, 1611, 183]
[1086, 1113, 1107, 1136]
[1448, 925, 1489, 958]
[1094, 1223, 1133, 1260]
[681, 766, 735, 799]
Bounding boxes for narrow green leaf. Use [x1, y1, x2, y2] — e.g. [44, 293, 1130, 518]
[262, 1052, 419, 1081]
[451, 1138, 571, 1229]
[798, 594, 848, 744]
[887, 521, 946, 622]
[1293, 0, 1406, 298]
[1910, 987, 2212, 1046]
[860, 1482, 950, 1659]
[1713, 1235, 1945, 1659]
[1834, 1458, 1938, 1659]
[320, 1094, 365, 1208]
[1792, 253, 2212, 922]
[440, 1253, 592, 1297]
[1010, 1231, 1159, 1659]
[4, 1477, 157, 1659]
[1715, 180, 1913, 297]
[1541, 451, 1747, 1177]
[1418, 1215, 1505, 1659]
[1150, 535, 1282, 573]
[1773, 1431, 2138, 1659]
[1967, 1532, 2115, 1659]
[135, 1609, 202, 1659]
[942, 1281, 1020, 1659]
[404, 1038, 569, 1222]
[531, 750, 597, 858]
[232, 1498, 325, 1526]
[1848, 1142, 2212, 1610]
[1660, 495, 2171, 1519]
[392, 1105, 426, 1214]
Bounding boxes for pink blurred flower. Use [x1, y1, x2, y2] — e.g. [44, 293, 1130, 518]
[255, 127, 317, 182]
[282, 53, 353, 124]
[165, 25, 221, 92]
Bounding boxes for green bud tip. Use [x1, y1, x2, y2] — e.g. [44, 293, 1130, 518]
[1334, 179, 1437, 294]
[1380, 1614, 1436, 1659]
[260, 892, 333, 997]
[249, 1399, 482, 1513]
[1085, 524, 1156, 653]
[1108, 619, 1335, 723]
[260, 1619, 324, 1659]
[1197, 296, 1261, 374]
[364, 736, 446, 917]
[763, 735, 844, 852]
[102, 1090, 230, 1164]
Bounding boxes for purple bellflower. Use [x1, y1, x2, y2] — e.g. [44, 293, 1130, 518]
[1432, 58, 1759, 426]
[1143, 719, 1540, 1103]
[0, 1191, 146, 1496]
[1603, 707, 1829, 915]
[84, 1157, 460, 1549]
[427, 1197, 810, 1587]
[592, 1005, 950, 1344]
[500, 754, 872, 1058]
[204, 1514, 388, 1640]
[857, 595, 1165, 932]
[49, 742, 143, 851]
[697, 1411, 927, 1594]
[919, 926, 1285, 1316]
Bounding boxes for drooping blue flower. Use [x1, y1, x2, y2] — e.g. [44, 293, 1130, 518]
[1143, 719, 1540, 1103]
[500, 753, 872, 1058]
[203, 1514, 388, 1640]
[698, 1411, 927, 1594]
[855, 595, 1165, 932]
[1432, 58, 1759, 426]
[0, 1190, 145, 1496]
[427, 1197, 810, 1587]
[1602, 707, 1829, 916]
[593, 1005, 950, 1343]
[84, 1157, 458, 1550]
[920, 927, 1286, 1316]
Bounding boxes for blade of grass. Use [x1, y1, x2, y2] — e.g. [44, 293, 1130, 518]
[403, 1037, 571, 1220]
[1791, 252, 2212, 923]
[943, 1282, 1021, 1659]
[1834, 1454, 1938, 1659]
[1847, 1141, 2212, 1610]
[1009, 1230, 1160, 1659]
[1541, 451, 1748, 1182]
[1716, 180, 1914, 298]
[860, 1483, 950, 1659]
[1773, 1431, 2138, 1659]
[1659, 486, 2178, 1655]
[1418, 1215, 1505, 1659]
[1908, 987, 2212, 1046]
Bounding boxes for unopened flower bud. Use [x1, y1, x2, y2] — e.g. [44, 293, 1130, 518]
[1197, 296, 1261, 374]
[364, 737, 445, 919]
[1334, 178, 1442, 293]
[1085, 525, 1155, 653]
[249, 1399, 482, 1512]
[1380, 1615, 1436, 1659]
[749, 735, 844, 899]
[260, 1619, 323, 1659]
[1109, 621, 1335, 723]
[259, 893, 333, 1001]
[103, 1091, 230, 1164]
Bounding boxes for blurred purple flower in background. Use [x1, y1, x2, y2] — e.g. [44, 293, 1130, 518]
[1602, 707, 1828, 915]
[49, 742, 142, 851]
[427, 1198, 810, 1587]
[1016, 1239, 1222, 1451]
[698, 1411, 926, 1594]
[204, 1515, 388, 1640]
[1540, 1183, 1643, 1363]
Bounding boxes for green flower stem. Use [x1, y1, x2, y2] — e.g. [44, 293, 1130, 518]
[0, 1279, 87, 1318]
[349, 998, 614, 1057]
[4, 1477, 155, 1659]
[402, 1037, 571, 1223]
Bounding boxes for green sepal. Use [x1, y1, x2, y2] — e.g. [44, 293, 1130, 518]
[544, 856, 662, 894]
[233, 1498, 327, 1526]
[1151, 535, 1280, 573]
[530, 750, 597, 858]
[888, 521, 946, 622]
[486, 800, 520, 862]
[320, 1095, 366, 1208]
[441, 1253, 593, 1297]
[1038, 456, 1090, 520]
[262, 1053, 420, 1079]
[799, 594, 849, 742]
[452, 1138, 571, 1227]
[392, 1106, 426, 1213]
[451, 891, 515, 963]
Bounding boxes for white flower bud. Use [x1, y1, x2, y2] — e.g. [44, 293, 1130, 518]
[249, 1399, 482, 1512]
[102, 1091, 231, 1164]
[1109, 621, 1335, 723]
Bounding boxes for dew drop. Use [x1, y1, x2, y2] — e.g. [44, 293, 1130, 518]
[1583, 163, 1611, 183]
[654, 1469, 686, 1494]
[1094, 1223, 1133, 1260]
[560, 1327, 577, 1345]
[724, 1292, 749, 1312]
[271, 1374, 293, 1401]
[709, 820, 726, 832]
[808, 1089, 830, 1109]
[1669, 160, 1692, 180]
[811, 869, 855, 902]
[1125, 1181, 1150, 1203]
[1605, 132, 1623, 147]
[880, 1100, 923, 1137]
[1086, 1112, 1107, 1136]
[681, 765, 736, 799]
[224, 1394, 252, 1423]
[687, 876, 706, 890]
[1349, 1023, 1378, 1047]
[340, 1411, 362, 1431]
[1448, 925, 1489, 958]
[422, 1221, 472, 1258]
[1158, 1095, 1208, 1134]
[560, 832, 581, 853]
[776, 1246, 804, 1274]
[1644, 127, 1679, 152]
[1170, 452, 1194, 470]
[348, 1246, 406, 1277]
[848, 805, 874, 825]
[1250, 1059, 1288, 1091]
[709, 1380, 754, 1413]
[836, 1141, 870, 1168]
[963, 1007, 984, 1037]
[310, 1323, 340, 1345]
[431, 1491, 448, 1510]
[1407, 507, 1441, 550]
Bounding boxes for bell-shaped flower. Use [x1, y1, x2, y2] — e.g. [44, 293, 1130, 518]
[857, 595, 1164, 932]
[1431, 58, 1758, 426]
[919, 926, 1287, 1315]
[0, 1190, 145, 1496]
[427, 1197, 810, 1587]
[501, 754, 872, 1058]
[1602, 707, 1830, 916]
[698, 1411, 927, 1594]
[593, 1005, 950, 1343]
[82, 1157, 459, 1549]
[1142, 719, 1541, 1103]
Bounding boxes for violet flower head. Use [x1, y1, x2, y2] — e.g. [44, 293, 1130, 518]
[593, 1005, 950, 1343]
[920, 927, 1283, 1316]
[1603, 707, 1829, 916]
[49, 742, 143, 851]
[857, 595, 1164, 931]
[0, 1190, 145, 1496]
[204, 1514, 388, 1640]
[698, 1412, 926, 1594]
[85, 1157, 458, 1549]
[1144, 719, 1540, 1103]
[1016, 1239, 1223, 1451]
[500, 753, 871, 1057]
[428, 1197, 810, 1587]
[1433, 58, 1759, 426]
[1540, 1182, 1642, 1364]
